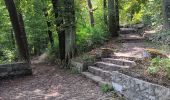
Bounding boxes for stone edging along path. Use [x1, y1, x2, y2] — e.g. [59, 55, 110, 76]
[0, 62, 32, 79]
[71, 60, 170, 100]
[112, 71, 170, 100]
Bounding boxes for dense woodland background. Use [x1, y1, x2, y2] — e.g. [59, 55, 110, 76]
[0, 0, 169, 66]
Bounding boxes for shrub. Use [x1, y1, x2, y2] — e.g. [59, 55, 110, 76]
[100, 83, 115, 93]
[100, 84, 112, 93]
[147, 57, 170, 77]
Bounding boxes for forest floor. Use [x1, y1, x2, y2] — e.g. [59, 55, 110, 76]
[0, 29, 170, 100]
[0, 63, 119, 100]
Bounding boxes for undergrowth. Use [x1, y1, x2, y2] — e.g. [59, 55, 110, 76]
[147, 57, 170, 78]
[100, 84, 114, 93]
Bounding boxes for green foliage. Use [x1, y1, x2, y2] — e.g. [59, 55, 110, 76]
[147, 57, 170, 77]
[119, 0, 146, 25]
[119, 0, 162, 27]
[0, 0, 166, 64]
[0, 49, 17, 64]
[142, 0, 162, 27]
[156, 29, 170, 36]
[47, 33, 60, 63]
[70, 66, 80, 74]
[100, 84, 114, 93]
[75, 0, 110, 54]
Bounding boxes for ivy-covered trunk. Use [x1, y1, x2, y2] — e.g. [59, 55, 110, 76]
[4, 0, 30, 63]
[108, 0, 118, 37]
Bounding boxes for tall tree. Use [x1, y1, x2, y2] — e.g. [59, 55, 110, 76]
[4, 0, 30, 63]
[18, 13, 30, 62]
[64, 0, 76, 67]
[108, 0, 118, 37]
[103, 0, 107, 24]
[43, 8, 54, 47]
[115, 0, 120, 31]
[52, 0, 76, 67]
[52, 0, 65, 61]
[86, 0, 95, 27]
[162, 0, 170, 29]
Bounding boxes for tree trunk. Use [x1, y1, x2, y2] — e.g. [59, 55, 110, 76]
[108, 0, 118, 37]
[162, 0, 170, 29]
[18, 13, 30, 63]
[4, 0, 30, 63]
[86, 0, 95, 27]
[11, 29, 15, 48]
[103, 0, 107, 24]
[115, 0, 120, 31]
[64, 0, 76, 67]
[52, 0, 76, 67]
[51, 0, 66, 62]
[43, 9, 54, 47]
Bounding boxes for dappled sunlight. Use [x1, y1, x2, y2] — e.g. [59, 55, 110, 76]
[114, 43, 147, 58]
[0, 63, 112, 100]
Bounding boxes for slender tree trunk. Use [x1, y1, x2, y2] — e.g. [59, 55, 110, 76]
[108, 0, 118, 37]
[103, 0, 107, 24]
[162, 0, 170, 29]
[4, 0, 30, 63]
[51, 0, 66, 62]
[11, 29, 15, 48]
[86, 0, 95, 27]
[115, 0, 120, 31]
[18, 13, 30, 63]
[43, 9, 54, 47]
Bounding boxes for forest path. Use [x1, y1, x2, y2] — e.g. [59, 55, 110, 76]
[0, 63, 118, 100]
[113, 30, 170, 59]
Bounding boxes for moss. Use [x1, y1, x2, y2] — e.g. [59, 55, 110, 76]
[145, 48, 168, 58]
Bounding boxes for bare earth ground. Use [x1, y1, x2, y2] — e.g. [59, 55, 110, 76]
[0, 63, 118, 100]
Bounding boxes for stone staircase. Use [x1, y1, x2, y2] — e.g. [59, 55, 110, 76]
[81, 56, 137, 88]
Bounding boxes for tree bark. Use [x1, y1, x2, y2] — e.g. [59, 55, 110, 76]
[11, 29, 15, 48]
[108, 0, 118, 37]
[43, 9, 54, 47]
[51, 0, 66, 62]
[64, 0, 76, 67]
[115, 0, 120, 31]
[4, 0, 30, 63]
[52, 0, 76, 67]
[86, 0, 95, 27]
[162, 0, 170, 29]
[17, 13, 30, 63]
[103, 0, 107, 24]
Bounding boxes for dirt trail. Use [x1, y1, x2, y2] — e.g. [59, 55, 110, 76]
[0, 63, 117, 100]
[114, 32, 170, 58]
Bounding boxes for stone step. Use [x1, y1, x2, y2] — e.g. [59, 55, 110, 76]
[102, 58, 136, 67]
[111, 55, 142, 61]
[88, 66, 112, 82]
[95, 62, 129, 71]
[120, 28, 137, 34]
[81, 72, 112, 88]
[120, 38, 145, 43]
